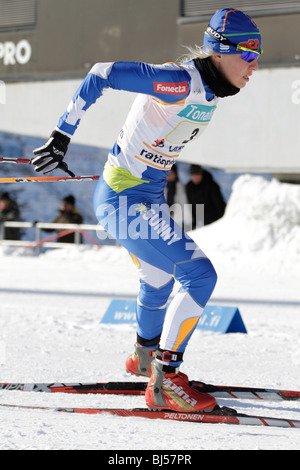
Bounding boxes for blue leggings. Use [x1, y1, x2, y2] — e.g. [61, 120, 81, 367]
[93, 175, 217, 364]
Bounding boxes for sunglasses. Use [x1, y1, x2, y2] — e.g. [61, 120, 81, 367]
[238, 47, 261, 63]
[206, 25, 262, 63]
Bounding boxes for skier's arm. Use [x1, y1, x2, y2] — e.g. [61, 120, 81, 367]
[57, 61, 191, 137]
[31, 62, 191, 175]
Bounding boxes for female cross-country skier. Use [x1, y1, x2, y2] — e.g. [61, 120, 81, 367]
[32, 8, 262, 413]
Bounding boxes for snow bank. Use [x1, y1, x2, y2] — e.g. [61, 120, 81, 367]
[190, 175, 300, 275]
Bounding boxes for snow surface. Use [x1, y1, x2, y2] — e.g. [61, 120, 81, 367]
[0, 174, 299, 450]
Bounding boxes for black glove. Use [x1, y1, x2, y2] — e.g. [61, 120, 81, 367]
[31, 130, 75, 176]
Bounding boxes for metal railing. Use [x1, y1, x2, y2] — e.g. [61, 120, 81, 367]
[0, 221, 109, 254]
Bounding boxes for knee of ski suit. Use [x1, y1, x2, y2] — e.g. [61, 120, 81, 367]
[175, 257, 217, 307]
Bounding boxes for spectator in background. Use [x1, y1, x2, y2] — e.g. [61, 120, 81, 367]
[0, 192, 21, 240]
[45, 195, 84, 243]
[164, 165, 192, 230]
[185, 164, 226, 229]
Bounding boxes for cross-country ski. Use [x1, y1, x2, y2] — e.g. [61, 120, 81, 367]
[1, 381, 300, 402]
[1, 403, 299, 429]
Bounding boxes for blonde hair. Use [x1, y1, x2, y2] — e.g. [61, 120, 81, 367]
[176, 44, 217, 64]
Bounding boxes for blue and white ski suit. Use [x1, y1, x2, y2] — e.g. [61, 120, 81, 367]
[56, 60, 219, 366]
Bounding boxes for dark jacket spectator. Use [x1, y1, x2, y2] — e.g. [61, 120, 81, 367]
[164, 165, 192, 230]
[45, 195, 84, 243]
[185, 165, 226, 229]
[0, 192, 21, 240]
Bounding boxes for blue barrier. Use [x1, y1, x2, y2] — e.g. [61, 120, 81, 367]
[196, 304, 247, 333]
[101, 299, 247, 334]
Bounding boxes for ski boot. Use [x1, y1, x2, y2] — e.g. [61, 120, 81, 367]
[145, 352, 218, 412]
[126, 343, 156, 378]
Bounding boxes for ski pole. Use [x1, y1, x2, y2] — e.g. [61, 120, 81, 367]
[0, 157, 31, 164]
[0, 156, 78, 178]
[0, 175, 100, 183]
[0, 157, 100, 183]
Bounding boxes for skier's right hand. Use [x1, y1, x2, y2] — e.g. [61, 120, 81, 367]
[31, 130, 75, 177]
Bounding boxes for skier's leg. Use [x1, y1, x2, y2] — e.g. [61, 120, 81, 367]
[158, 246, 217, 364]
[145, 249, 218, 412]
[126, 255, 174, 377]
[94, 180, 218, 411]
